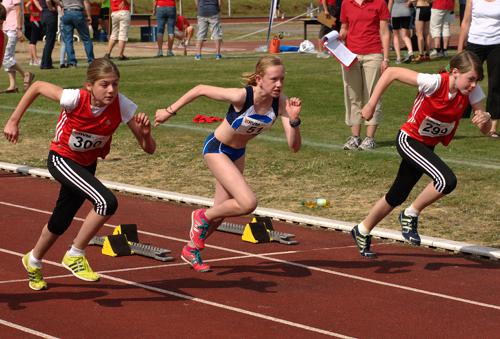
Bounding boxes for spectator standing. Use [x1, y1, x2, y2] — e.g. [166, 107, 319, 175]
[57, 4, 69, 68]
[317, 0, 338, 58]
[153, 0, 176, 57]
[411, 0, 431, 62]
[429, 0, 454, 58]
[2, 0, 34, 93]
[26, 0, 43, 66]
[61, 0, 95, 67]
[104, 0, 131, 60]
[458, 0, 500, 137]
[194, 0, 222, 60]
[39, 0, 58, 69]
[388, 0, 415, 63]
[459, 0, 466, 23]
[1, 3, 6, 65]
[98, 0, 110, 37]
[339, 0, 391, 150]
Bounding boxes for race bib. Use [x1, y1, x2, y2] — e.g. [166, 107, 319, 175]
[69, 130, 110, 152]
[418, 116, 455, 138]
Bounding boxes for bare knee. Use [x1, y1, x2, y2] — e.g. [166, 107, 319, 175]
[237, 194, 258, 215]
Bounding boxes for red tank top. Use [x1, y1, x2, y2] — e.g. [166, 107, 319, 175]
[50, 89, 123, 166]
[111, 0, 130, 12]
[401, 73, 469, 146]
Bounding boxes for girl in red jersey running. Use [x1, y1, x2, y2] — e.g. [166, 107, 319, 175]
[155, 56, 302, 272]
[3, 58, 156, 290]
[350, 51, 492, 258]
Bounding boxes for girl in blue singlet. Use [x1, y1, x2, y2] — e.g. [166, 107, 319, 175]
[155, 56, 302, 272]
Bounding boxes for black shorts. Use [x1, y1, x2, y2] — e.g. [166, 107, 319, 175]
[416, 6, 431, 22]
[29, 21, 43, 44]
[391, 16, 411, 30]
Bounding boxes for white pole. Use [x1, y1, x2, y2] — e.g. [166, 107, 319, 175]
[131, 0, 134, 14]
[228, 0, 231, 17]
[179, 0, 183, 15]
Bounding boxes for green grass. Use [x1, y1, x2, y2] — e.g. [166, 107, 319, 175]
[1, 52, 499, 248]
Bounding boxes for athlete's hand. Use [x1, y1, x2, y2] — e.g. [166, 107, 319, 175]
[471, 110, 491, 127]
[286, 97, 302, 120]
[3, 119, 20, 144]
[361, 102, 376, 121]
[134, 112, 152, 135]
[154, 108, 175, 126]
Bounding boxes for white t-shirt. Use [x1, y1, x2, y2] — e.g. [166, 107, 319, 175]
[468, 0, 500, 45]
[60, 89, 136, 123]
[416, 73, 485, 105]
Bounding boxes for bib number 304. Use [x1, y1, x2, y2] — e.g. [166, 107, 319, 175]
[418, 116, 455, 137]
[69, 130, 110, 152]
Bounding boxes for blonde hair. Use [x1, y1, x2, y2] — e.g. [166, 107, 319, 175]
[448, 51, 484, 81]
[241, 56, 284, 86]
[86, 58, 120, 84]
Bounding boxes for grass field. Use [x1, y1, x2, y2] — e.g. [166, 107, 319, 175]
[1, 47, 499, 247]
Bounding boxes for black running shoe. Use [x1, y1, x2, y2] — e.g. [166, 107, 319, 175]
[399, 211, 421, 246]
[351, 225, 377, 258]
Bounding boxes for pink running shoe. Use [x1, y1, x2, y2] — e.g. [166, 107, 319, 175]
[181, 245, 211, 272]
[190, 209, 210, 249]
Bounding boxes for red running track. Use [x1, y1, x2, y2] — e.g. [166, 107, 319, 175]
[0, 172, 499, 338]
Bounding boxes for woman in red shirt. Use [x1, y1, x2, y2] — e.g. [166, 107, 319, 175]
[339, 0, 391, 150]
[3, 58, 156, 290]
[25, 0, 42, 65]
[349, 51, 492, 258]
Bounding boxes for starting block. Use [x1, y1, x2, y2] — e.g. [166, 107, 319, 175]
[217, 217, 298, 245]
[88, 224, 174, 262]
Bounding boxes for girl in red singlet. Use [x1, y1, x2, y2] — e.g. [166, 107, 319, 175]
[3, 58, 156, 290]
[350, 51, 492, 258]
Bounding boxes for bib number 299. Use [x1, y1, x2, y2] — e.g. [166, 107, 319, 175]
[418, 117, 455, 137]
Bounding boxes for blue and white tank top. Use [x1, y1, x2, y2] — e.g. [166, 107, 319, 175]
[226, 86, 280, 135]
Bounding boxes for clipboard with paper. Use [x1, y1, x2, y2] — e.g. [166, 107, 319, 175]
[322, 31, 358, 68]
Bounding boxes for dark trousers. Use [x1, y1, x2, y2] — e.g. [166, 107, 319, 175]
[466, 42, 500, 120]
[41, 11, 58, 68]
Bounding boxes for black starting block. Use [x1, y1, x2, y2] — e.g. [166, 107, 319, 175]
[88, 224, 174, 262]
[217, 216, 298, 245]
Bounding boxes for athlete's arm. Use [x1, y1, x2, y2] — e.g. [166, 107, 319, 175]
[361, 67, 418, 121]
[4, 81, 63, 144]
[280, 95, 302, 152]
[127, 112, 156, 154]
[155, 85, 246, 125]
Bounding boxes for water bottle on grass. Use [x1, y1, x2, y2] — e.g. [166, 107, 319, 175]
[302, 198, 330, 208]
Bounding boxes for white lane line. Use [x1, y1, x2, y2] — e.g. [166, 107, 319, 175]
[0, 319, 60, 339]
[1, 200, 499, 311]
[1, 104, 498, 170]
[0, 248, 353, 339]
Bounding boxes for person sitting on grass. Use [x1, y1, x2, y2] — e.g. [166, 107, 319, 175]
[350, 51, 492, 258]
[155, 56, 302, 272]
[3, 58, 156, 290]
[174, 14, 193, 51]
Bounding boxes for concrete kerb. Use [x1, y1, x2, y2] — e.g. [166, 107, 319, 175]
[1, 161, 498, 261]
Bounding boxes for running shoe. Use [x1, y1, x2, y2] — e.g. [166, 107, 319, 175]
[22, 253, 48, 291]
[194, 54, 202, 60]
[399, 210, 421, 246]
[167, 49, 175, 57]
[350, 225, 377, 258]
[343, 136, 361, 150]
[358, 137, 376, 150]
[61, 253, 100, 281]
[181, 245, 211, 272]
[190, 209, 210, 249]
[402, 53, 414, 64]
[215, 53, 222, 60]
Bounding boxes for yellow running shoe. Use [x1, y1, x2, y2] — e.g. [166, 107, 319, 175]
[22, 253, 48, 291]
[61, 254, 100, 282]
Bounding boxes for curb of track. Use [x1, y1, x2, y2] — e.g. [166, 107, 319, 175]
[1, 161, 498, 261]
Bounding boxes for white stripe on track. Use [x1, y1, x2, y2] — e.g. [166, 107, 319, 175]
[1, 201, 499, 311]
[1, 105, 499, 170]
[0, 319, 60, 339]
[0, 248, 353, 338]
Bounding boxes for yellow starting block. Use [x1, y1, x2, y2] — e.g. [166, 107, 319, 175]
[89, 224, 174, 261]
[217, 217, 298, 245]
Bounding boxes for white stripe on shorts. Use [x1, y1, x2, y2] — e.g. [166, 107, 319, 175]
[398, 131, 447, 192]
[51, 154, 108, 215]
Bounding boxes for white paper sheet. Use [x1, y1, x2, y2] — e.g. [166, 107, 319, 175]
[322, 31, 358, 68]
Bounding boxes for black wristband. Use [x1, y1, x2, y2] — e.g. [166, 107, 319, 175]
[289, 118, 301, 128]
